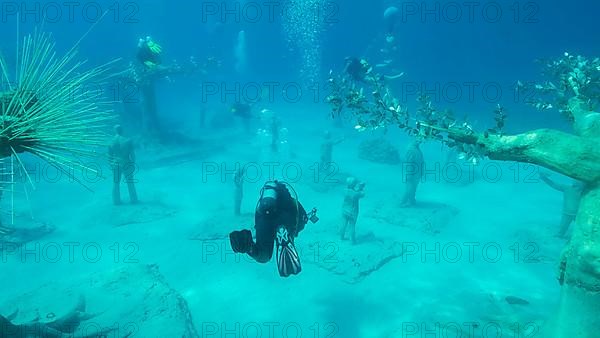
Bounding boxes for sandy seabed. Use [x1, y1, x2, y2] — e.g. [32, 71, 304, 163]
[0, 114, 566, 337]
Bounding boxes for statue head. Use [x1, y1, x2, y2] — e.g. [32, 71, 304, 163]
[346, 177, 357, 188]
[409, 139, 421, 149]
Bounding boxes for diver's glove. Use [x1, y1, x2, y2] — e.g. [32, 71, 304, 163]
[229, 229, 253, 254]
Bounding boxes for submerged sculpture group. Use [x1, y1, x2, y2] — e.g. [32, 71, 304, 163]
[327, 54, 600, 337]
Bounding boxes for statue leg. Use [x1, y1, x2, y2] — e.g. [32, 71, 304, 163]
[112, 166, 122, 205]
[124, 164, 138, 204]
[340, 216, 348, 240]
[350, 217, 357, 245]
[401, 180, 418, 207]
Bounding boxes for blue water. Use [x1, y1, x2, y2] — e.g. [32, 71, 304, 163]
[0, 0, 598, 337]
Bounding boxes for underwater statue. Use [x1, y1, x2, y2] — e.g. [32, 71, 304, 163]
[400, 140, 424, 207]
[340, 177, 366, 244]
[320, 131, 345, 172]
[256, 109, 290, 156]
[229, 181, 318, 277]
[539, 172, 584, 238]
[126, 36, 218, 140]
[132, 36, 164, 139]
[108, 125, 138, 205]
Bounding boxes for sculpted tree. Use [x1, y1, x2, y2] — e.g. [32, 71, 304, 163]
[0, 30, 116, 190]
[327, 55, 600, 337]
[120, 49, 219, 139]
[0, 26, 123, 233]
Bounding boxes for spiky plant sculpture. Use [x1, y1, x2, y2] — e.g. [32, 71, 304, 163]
[0, 29, 116, 190]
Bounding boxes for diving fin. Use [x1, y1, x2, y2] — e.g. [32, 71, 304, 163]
[229, 229, 253, 254]
[276, 227, 301, 277]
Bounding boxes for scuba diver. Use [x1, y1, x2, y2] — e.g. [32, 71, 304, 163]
[345, 57, 372, 82]
[231, 102, 252, 119]
[320, 130, 345, 172]
[229, 181, 318, 277]
[383, 6, 400, 43]
[231, 102, 253, 132]
[345, 56, 404, 84]
[136, 36, 163, 70]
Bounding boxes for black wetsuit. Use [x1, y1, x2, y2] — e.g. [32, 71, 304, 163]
[241, 183, 308, 263]
[232, 103, 252, 118]
[232, 103, 253, 132]
[345, 58, 367, 82]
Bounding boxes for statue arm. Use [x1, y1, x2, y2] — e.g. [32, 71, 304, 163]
[539, 174, 567, 191]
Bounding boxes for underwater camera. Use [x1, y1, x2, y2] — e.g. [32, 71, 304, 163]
[307, 208, 319, 223]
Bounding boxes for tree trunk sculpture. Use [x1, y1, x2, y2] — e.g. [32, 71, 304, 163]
[445, 97, 600, 337]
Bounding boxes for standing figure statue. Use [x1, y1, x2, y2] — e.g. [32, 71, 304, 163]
[320, 131, 344, 172]
[400, 140, 424, 207]
[108, 125, 138, 205]
[340, 177, 366, 245]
